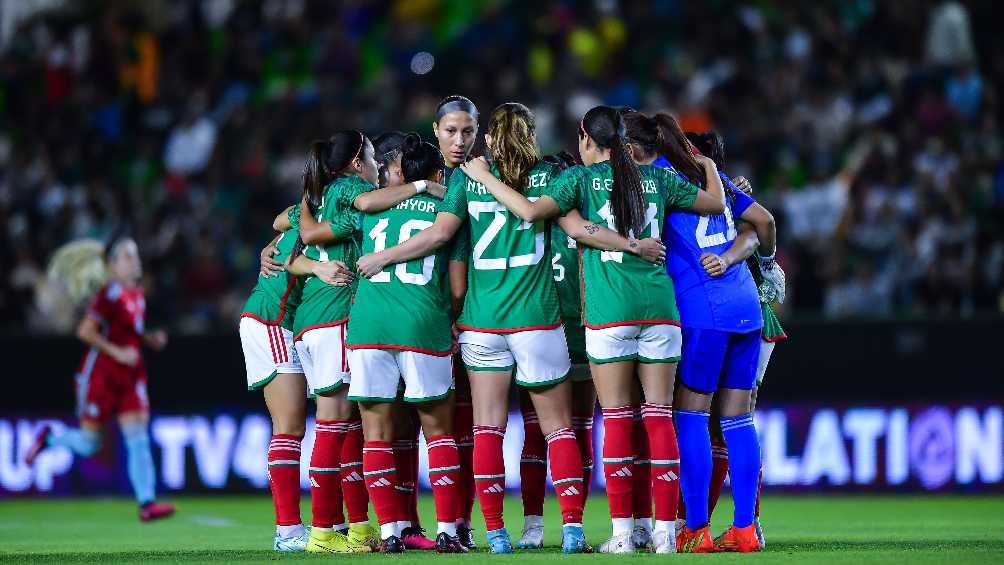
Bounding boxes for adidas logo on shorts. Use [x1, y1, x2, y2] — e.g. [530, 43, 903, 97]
[482, 483, 504, 494]
[610, 466, 632, 478]
[369, 477, 392, 488]
[342, 471, 363, 482]
[657, 470, 679, 482]
[309, 477, 320, 488]
[433, 476, 455, 487]
[560, 485, 580, 497]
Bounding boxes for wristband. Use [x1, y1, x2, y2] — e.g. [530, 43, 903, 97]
[758, 252, 776, 270]
[413, 180, 427, 194]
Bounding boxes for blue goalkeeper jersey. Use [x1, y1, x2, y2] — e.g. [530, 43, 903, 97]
[657, 159, 763, 333]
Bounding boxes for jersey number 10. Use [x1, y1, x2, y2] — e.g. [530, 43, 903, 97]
[368, 218, 436, 285]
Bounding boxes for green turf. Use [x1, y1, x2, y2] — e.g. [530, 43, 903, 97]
[1, 495, 1002, 563]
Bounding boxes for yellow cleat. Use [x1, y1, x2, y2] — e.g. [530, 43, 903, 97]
[306, 528, 354, 554]
[347, 523, 380, 552]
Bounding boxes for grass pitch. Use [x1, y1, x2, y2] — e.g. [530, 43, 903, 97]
[1, 494, 1002, 563]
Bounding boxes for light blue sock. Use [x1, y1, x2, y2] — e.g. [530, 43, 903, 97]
[47, 428, 101, 457]
[675, 410, 711, 530]
[121, 422, 156, 506]
[721, 413, 760, 528]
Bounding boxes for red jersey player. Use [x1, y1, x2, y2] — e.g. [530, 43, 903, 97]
[25, 234, 175, 522]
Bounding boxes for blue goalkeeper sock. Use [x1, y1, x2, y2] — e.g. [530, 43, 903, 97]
[675, 409, 711, 530]
[721, 413, 760, 528]
[47, 428, 101, 457]
[121, 422, 156, 506]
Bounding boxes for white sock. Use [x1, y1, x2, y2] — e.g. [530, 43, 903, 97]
[438, 521, 458, 536]
[380, 522, 400, 540]
[612, 517, 634, 537]
[564, 522, 582, 529]
[312, 526, 333, 533]
[524, 515, 543, 529]
[332, 522, 346, 532]
[276, 524, 305, 538]
[396, 520, 412, 533]
[654, 520, 675, 536]
[637, 517, 653, 533]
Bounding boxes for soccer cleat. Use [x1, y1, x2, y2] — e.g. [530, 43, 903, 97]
[755, 517, 766, 549]
[631, 525, 653, 552]
[597, 532, 634, 554]
[401, 526, 437, 550]
[347, 523, 379, 552]
[486, 527, 514, 554]
[713, 524, 761, 553]
[306, 529, 354, 554]
[652, 528, 676, 554]
[273, 531, 309, 552]
[379, 535, 406, 553]
[561, 524, 589, 554]
[139, 501, 176, 523]
[457, 524, 477, 550]
[435, 532, 469, 553]
[516, 522, 544, 549]
[24, 425, 51, 466]
[677, 525, 714, 553]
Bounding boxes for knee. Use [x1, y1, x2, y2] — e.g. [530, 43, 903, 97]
[271, 418, 306, 438]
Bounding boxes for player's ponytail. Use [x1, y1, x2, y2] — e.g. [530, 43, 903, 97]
[582, 105, 646, 238]
[653, 113, 706, 188]
[302, 130, 368, 214]
[399, 132, 445, 183]
[487, 102, 539, 192]
[686, 130, 736, 202]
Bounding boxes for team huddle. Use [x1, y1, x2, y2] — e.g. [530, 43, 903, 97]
[26, 94, 786, 555]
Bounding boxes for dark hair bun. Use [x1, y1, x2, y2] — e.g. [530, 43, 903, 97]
[402, 132, 423, 155]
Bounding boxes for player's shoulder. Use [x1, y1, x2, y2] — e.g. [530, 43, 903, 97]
[104, 281, 123, 301]
[553, 163, 590, 182]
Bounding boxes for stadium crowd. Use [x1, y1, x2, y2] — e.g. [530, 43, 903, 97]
[0, 0, 1001, 333]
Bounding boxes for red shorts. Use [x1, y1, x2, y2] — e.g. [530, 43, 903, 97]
[76, 351, 149, 423]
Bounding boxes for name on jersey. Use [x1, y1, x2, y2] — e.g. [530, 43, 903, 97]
[592, 178, 658, 194]
[467, 172, 548, 195]
[395, 198, 437, 214]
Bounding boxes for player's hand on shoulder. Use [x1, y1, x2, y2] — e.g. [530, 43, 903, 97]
[260, 242, 283, 278]
[425, 181, 447, 199]
[357, 253, 388, 279]
[460, 157, 491, 182]
[316, 260, 355, 287]
[700, 252, 728, 277]
[633, 237, 666, 264]
[732, 176, 752, 195]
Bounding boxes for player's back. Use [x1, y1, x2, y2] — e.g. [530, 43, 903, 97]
[241, 208, 303, 329]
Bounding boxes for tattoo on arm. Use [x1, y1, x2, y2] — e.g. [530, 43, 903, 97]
[629, 240, 638, 248]
[584, 223, 601, 235]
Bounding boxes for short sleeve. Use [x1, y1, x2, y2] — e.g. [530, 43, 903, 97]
[330, 209, 362, 240]
[546, 167, 583, 214]
[441, 169, 469, 219]
[448, 223, 470, 262]
[287, 204, 301, 230]
[660, 167, 699, 210]
[336, 177, 375, 210]
[728, 177, 756, 218]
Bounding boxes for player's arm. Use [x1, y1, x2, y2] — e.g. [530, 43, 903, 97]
[686, 156, 726, 215]
[556, 209, 665, 264]
[357, 213, 463, 278]
[701, 224, 759, 277]
[287, 255, 355, 286]
[449, 260, 467, 320]
[142, 329, 168, 351]
[460, 157, 562, 222]
[739, 202, 776, 258]
[352, 181, 447, 213]
[77, 316, 138, 367]
[299, 198, 359, 245]
[273, 206, 294, 231]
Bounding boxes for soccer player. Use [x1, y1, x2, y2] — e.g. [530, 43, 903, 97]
[25, 233, 175, 522]
[242, 200, 355, 552]
[357, 102, 661, 554]
[515, 151, 598, 550]
[343, 133, 467, 553]
[652, 116, 771, 553]
[432, 95, 480, 549]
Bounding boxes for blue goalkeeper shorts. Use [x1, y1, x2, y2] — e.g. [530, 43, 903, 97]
[679, 327, 760, 394]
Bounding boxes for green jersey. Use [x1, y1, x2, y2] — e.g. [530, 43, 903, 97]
[347, 194, 453, 354]
[761, 302, 787, 342]
[550, 222, 586, 363]
[241, 207, 304, 330]
[547, 162, 698, 328]
[293, 176, 373, 338]
[441, 161, 562, 333]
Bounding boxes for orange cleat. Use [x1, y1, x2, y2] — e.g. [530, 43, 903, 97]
[713, 524, 761, 553]
[676, 525, 715, 553]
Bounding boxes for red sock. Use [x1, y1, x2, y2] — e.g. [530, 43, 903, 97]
[427, 435, 461, 525]
[268, 434, 303, 526]
[546, 427, 584, 524]
[410, 432, 421, 526]
[631, 407, 652, 521]
[573, 414, 594, 505]
[473, 425, 506, 531]
[642, 403, 680, 523]
[363, 441, 402, 526]
[677, 491, 687, 520]
[601, 406, 634, 519]
[454, 395, 475, 524]
[340, 421, 370, 524]
[755, 467, 762, 517]
[310, 421, 348, 528]
[520, 406, 547, 517]
[393, 439, 415, 524]
[709, 437, 729, 517]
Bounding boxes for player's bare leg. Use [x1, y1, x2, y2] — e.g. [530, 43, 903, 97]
[468, 369, 514, 553]
[263, 374, 308, 550]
